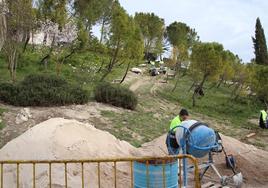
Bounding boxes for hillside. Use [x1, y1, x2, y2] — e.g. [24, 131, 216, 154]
[0, 66, 266, 150]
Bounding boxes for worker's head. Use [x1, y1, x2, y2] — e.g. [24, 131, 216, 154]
[179, 109, 189, 121]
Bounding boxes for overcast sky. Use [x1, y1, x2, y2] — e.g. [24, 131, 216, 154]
[118, 0, 268, 62]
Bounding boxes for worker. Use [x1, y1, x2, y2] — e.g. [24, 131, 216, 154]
[166, 109, 189, 155]
[259, 108, 268, 129]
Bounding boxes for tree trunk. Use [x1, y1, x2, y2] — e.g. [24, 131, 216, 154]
[264, 100, 268, 110]
[120, 61, 131, 84]
[192, 74, 208, 107]
[100, 59, 113, 81]
[99, 18, 105, 44]
[231, 84, 240, 98]
[0, 0, 6, 51]
[188, 82, 196, 92]
[234, 84, 243, 101]
[97, 60, 105, 73]
[22, 32, 30, 52]
[172, 76, 180, 92]
[100, 40, 120, 81]
[192, 91, 197, 107]
[8, 48, 17, 82]
[217, 78, 224, 88]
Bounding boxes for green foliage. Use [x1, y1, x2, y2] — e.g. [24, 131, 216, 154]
[252, 65, 268, 103]
[101, 2, 144, 80]
[74, 0, 112, 29]
[3, 0, 35, 81]
[252, 18, 268, 65]
[218, 50, 237, 84]
[166, 21, 198, 69]
[166, 22, 198, 50]
[159, 76, 262, 127]
[95, 82, 137, 110]
[37, 0, 68, 29]
[0, 107, 5, 129]
[134, 12, 165, 56]
[190, 42, 224, 81]
[0, 74, 89, 106]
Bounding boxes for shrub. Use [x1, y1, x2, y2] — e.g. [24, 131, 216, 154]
[95, 82, 137, 110]
[0, 74, 89, 106]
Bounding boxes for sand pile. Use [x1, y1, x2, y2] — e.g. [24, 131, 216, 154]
[0, 118, 140, 188]
[1, 118, 268, 187]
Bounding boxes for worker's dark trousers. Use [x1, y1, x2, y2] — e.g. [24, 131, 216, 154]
[259, 117, 268, 129]
[166, 133, 179, 155]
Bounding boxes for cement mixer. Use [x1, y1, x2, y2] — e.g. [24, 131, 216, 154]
[166, 120, 243, 187]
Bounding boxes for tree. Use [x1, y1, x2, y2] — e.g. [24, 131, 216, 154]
[252, 65, 268, 107]
[0, 0, 6, 51]
[119, 19, 144, 83]
[101, 1, 144, 81]
[166, 21, 198, 91]
[190, 42, 223, 106]
[74, 0, 113, 33]
[54, 19, 89, 75]
[134, 12, 165, 59]
[216, 50, 236, 88]
[230, 62, 251, 100]
[3, 0, 33, 82]
[36, 0, 69, 69]
[37, 0, 67, 31]
[252, 18, 268, 65]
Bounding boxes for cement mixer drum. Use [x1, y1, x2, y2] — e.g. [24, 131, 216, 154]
[176, 120, 217, 158]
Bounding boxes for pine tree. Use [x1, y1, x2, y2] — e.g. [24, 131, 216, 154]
[252, 18, 268, 65]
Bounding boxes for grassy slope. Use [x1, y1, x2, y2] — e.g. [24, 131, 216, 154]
[0, 50, 128, 93]
[101, 74, 267, 149]
[0, 108, 5, 129]
[0, 50, 267, 149]
[159, 76, 262, 129]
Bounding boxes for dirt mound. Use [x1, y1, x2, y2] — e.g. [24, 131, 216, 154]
[1, 118, 267, 187]
[0, 118, 140, 188]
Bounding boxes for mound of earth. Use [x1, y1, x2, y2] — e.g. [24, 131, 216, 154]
[0, 118, 141, 188]
[0, 118, 267, 187]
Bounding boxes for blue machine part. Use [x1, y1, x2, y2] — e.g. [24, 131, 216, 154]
[187, 124, 217, 158]
[133, 160, 178, 188]
[173, 120, 218, 158]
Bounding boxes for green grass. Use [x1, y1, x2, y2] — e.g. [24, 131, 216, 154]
[158, 76, 262, 129]
[0, 108, 6, 129]
[0, 49, 129, 97]
[101, 110, 171, 147]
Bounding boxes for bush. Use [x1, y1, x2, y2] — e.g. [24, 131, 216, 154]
[95, 82, 137, 110]
[0, 74, 89, 106]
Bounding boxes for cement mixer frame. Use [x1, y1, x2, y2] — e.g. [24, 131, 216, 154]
[167, 122, 243, 187]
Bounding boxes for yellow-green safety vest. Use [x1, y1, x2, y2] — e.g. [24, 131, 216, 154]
[170, 116, 181, 132]
[261, 110, 267, 122]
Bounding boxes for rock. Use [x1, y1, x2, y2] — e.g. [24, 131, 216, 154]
[24, 108, 32, 118]
[138, 64, 147, 67]
[131, 67, 142, 74]
[15, 108, 32, 124]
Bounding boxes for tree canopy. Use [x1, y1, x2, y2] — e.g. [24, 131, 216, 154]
[134, 12, 165, 58]
[252, 18, 268, 65]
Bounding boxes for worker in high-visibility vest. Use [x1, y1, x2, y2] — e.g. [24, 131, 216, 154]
[259, 109, 268, 129]
[166, 109, 189, 154]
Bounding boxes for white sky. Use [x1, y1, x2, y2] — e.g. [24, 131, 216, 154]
[117, 0, 268, 62]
